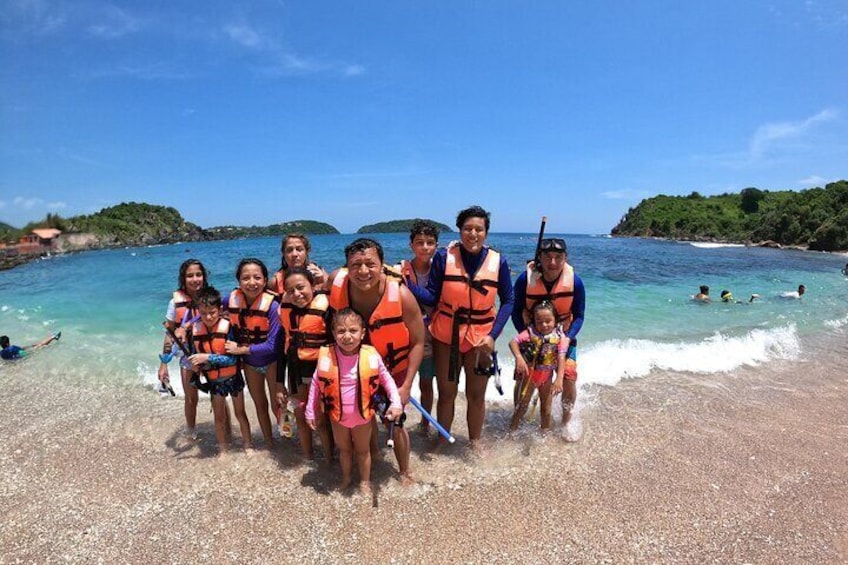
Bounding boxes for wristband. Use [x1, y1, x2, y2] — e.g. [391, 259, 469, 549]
[159, 353, 174, 364]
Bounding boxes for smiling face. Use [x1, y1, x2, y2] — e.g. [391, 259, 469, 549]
[238, 263, 267, 300]
[346, 248, 383, 292]
[183, 264, 205, 295]
[333, 314, 365, 355]
[284, 273, 314, 308]
[459, 216, 487, 254]
[283, 237, 308, 269]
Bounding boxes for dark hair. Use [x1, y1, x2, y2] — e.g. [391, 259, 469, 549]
[409, 220, 440, 243]
[178, 259, 209, 293]
[332, 307, 364, 329]
[280, 233, 311, 270]
[344, 238, 384, 263]
[699, 285, 709, 294]
[456, 205, 490, 232]
[235, 258, 269, 281]
[531, 300, 556, 323]
[284, 266, 315, 286]
[0, 336, 9, 348]
[195, 286, 222, 308]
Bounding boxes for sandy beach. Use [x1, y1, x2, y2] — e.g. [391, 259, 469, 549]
[2, 331, 846, 564]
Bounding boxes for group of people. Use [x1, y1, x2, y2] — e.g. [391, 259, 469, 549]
[156, 205, 586, 492]
[693, 284, 806, 303]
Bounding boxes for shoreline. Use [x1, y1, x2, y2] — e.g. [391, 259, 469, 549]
[2, 332, 846, 562]
[610, 233, 848, 255]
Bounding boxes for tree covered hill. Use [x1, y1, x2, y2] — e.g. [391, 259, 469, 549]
[611, 180, 848, 251]
[357, 218, 452, 234]
[14, 203, 208, 247]
[206, 220, 339, 239]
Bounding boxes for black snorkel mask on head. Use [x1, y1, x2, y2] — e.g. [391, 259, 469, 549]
[534, 238, 567, 271]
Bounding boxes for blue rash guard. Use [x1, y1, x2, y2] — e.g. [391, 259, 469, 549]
[1, 345, 25, 360]
[407, 245, 514, 341]
[511, 269, 586, 341]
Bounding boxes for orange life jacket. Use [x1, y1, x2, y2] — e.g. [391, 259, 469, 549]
[315, 344, 381, 422]
[279, 293, 330, 361]
[329, 269, 411, 377]
[172, 290, 196, 326]
[228, 289, 277, 345]
[191, 318, 238, 381]
[269, 270, 286, 295]
[429, 243, 501, 353]
[523, 261, 575, 331]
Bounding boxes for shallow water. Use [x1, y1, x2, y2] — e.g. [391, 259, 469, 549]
[1, 234, 846, 403]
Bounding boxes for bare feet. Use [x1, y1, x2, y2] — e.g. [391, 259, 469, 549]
[359, 481, 372, 496]
[399, 472, 414, 487]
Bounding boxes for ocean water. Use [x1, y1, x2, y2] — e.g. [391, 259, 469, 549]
[1, 233, 846, 407]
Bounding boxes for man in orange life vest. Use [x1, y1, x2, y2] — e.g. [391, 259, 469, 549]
[512, 237, 585, 430]
[328, 238, 425, 484]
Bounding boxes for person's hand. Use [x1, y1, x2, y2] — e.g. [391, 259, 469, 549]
[551, 377, 564, 396]
[306, 418, 317, 431]
[307, 264, 325, 285]
[188, 353, 210, 370]
[174, 327, 187, 342]
[157, 364, 170, 383]
[224, 340, 242, 355]
[386, 406, 403, 422]
[398, 382, 412, 405]
[475, 335, 495, 359]
[514, 358, 529, 379]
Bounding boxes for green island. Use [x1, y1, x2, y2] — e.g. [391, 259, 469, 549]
[206, 220, 339, 239]
[0, 203, 338, 270]
[611, 179, 848, 252]
[357, 218, 452, 234]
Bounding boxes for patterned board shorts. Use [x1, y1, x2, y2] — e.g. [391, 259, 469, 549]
[209, 374, 246, 397]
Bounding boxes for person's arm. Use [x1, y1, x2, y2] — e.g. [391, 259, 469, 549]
[508, 333, 529, 379]
[305, 370, 321, 428]
[565, 275, 585, 342]
[398, 285, 425, 404]
[511, 271, 529, 333]
[376, 358, 404, 421]
[408, 249, 444, 306]
[244, 299, 282, 357]
[489, 255, 515, 341]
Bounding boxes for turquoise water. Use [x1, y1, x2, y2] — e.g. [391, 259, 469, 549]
[1, 234, 846, 397]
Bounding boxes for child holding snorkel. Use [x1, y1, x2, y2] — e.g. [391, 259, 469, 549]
[509, 301, 572, 432]
[305, 308, 403, 494]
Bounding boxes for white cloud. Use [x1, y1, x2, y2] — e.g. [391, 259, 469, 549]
[0, 0, 67, 40]
[47, 201, 66, 210]
[749, 108, 838, 158]
[798, 175, 828, 187]
[86, 5, 141, 39]
[13, 196, 44, 209]
[223, 23, 266, 49]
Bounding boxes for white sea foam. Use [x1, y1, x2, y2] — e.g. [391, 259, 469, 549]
[578, 325, 800, 387]
[824, 315, 848, 329]
[689, 242, 745, 249]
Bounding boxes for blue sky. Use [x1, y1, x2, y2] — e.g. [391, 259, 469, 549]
[2, 1, 847, 234]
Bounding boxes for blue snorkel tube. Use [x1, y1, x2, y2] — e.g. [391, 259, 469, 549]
[408, 396, 456, 443]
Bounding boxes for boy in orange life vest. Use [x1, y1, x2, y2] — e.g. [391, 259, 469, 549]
[305, 308, 403, 494]
[328, 238, 425, 485]
[187, 287, 252, 454]
[397, 220, 439, 436]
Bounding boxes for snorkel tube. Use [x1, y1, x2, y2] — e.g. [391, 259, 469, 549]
[162, 321, 211, 393]
[408, 396, 456, 443]
[533, 216, 547, 271]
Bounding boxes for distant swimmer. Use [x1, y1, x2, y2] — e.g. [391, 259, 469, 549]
[694, 285, 711, 303]
[842, 263, 848, 276]
[720, 290, 759, 304]
[1, 332, 61, 360]
[780, 284, 806, 299]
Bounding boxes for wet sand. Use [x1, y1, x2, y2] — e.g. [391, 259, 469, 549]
[2, 335, 847, 564]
